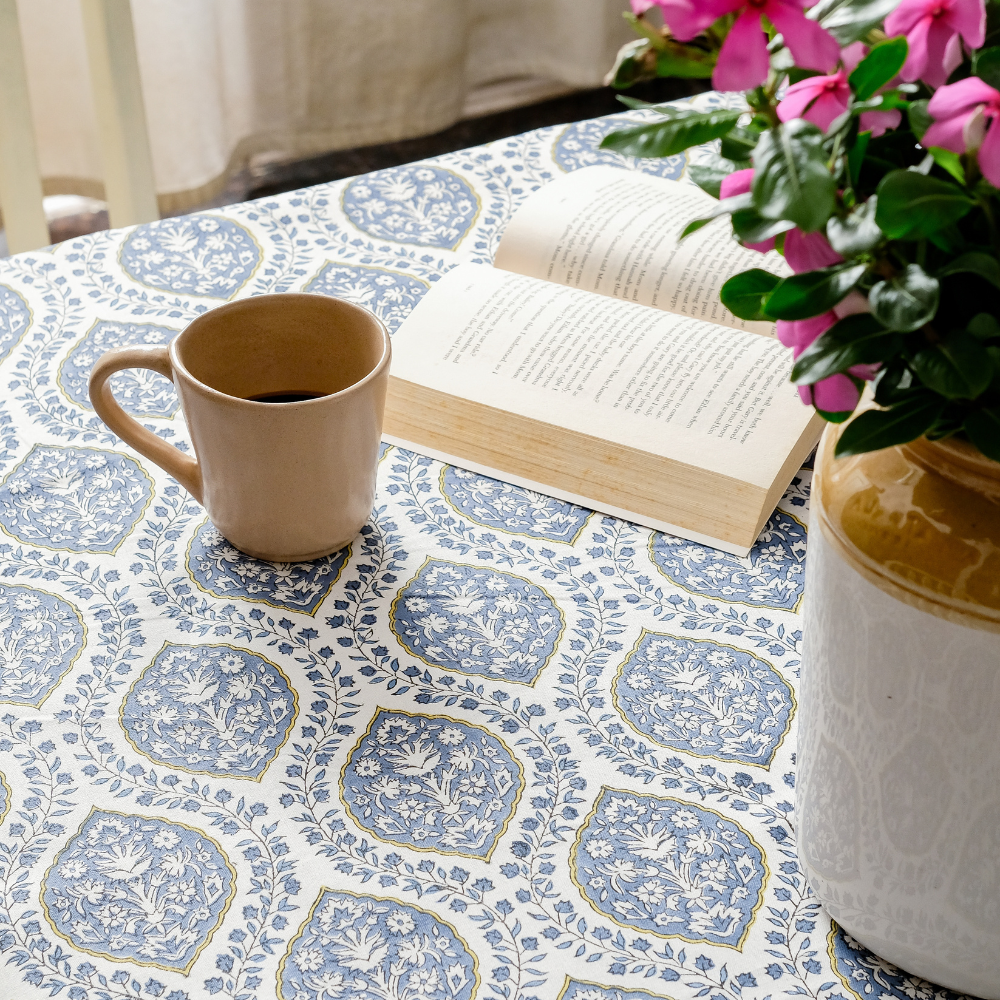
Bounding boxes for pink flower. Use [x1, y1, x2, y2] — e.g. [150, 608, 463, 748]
[777, 311, 872, 412]
[923, 76, 1000, 187]
[784, 229, 843, 273]
[719, 168, 776, 251]
[777, 43, 901, 135]
[885, 0, 985, 88]
[658, 0, 839, 91]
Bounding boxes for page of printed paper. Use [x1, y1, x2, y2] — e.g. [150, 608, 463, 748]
[392, 263, 813, 488]
[493, 164, 790, 336]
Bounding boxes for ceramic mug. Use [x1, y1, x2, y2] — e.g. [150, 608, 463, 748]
[88, 293, 391, 561]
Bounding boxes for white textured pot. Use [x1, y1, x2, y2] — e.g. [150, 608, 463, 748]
[799, 427, 1000, 999]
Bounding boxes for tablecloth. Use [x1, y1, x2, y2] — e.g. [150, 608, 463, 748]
[0, 92, 962, 1000]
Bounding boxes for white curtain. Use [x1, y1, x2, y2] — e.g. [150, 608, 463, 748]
[16, 0, 632, 214]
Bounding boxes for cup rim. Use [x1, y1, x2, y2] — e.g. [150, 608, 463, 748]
[168, 292, 391, 405]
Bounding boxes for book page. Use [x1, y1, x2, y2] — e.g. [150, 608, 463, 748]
[493, 165, 790, 335]
[392, 264, 815, 488]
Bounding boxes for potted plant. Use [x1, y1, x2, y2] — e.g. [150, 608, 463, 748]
[601, 1, 1000, 995]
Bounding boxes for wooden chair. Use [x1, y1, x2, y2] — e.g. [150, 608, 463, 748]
[0, 0, 158, 255]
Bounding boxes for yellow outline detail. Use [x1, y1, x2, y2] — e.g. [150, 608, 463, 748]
[55, 317, 182, 420]
[277, 885, 481, 1000]
[568, 785, 770, 953]
[0, 282, 34, 365]
[611, 629, 796, 771]
[0, 769, 11, 830]
[338, 166, 483, 252]
[338, 707, 525, 861]
[826, 922, 864, 999]
[0, 444, 155, 556]
[389, 555, 566, 688]
[119, 640, 299, 782]
[184, 515, 351, 617]
[647, 508, 809, 615]
[556, 973, 677, 1000]
[0, 582, 88, 709]
[436, 465, 592, 546]
[116, 213, 264, 300]
[41, 805, 237, 974]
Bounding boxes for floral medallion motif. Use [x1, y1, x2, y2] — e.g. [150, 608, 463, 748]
[59, 320, 180, 417]
[390, 558, 564, 684]
[0, 283, 31, 365]
[186, 519, 350, 614]
[121, 642, 297, 779]
[553, 119, 688, 177]
[559, 979, 672, 1000]
[650, 509, 807, 610]
[341, 709, 523, 858]
[827, 924, 966, 1000]
[41, 808, 236, 971]
[0, 584, 86, 707]
[0, 445, 153, 552]
[303, 262, 430, 334]
[570, 788, 766, 949]
[440, 466, 591, 543]
[613, 631, 793, 766]
[341, 165, 480, 249]
[279, 888, 478, 1000]
[119, 215, 262, 298]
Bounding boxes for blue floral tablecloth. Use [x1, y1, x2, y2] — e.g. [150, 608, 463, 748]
[0, 93, 964, 1000]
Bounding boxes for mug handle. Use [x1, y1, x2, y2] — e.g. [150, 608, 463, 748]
[89, 345, 203, 503]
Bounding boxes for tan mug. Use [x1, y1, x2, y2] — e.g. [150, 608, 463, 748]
[88, 293, 390, 561]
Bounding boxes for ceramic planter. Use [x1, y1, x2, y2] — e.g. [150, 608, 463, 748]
[799, 427, 1000, 998]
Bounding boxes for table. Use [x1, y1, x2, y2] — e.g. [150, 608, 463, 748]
[0, 92, 951, 1000]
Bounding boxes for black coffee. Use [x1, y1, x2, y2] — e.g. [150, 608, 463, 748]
[246, 391, 329, 403]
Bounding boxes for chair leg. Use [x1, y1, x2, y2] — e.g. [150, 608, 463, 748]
[0, 0, 49, 254]
[80, 0, 159, 229]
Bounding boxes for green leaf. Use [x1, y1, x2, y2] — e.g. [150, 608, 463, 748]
[848, 130, 870, 187]
[687, 158, 746, 199]
[964, 407, 1000, 462]
[607, 40, 655, 90]
[678, 193, 752, 239]
[974, 46, 1000, 91]
[969, 312, 1000, 341]
[752, 120, 837, 232]
[826, 197, 881, 256]
[720, 269, 782, 322]
[874, 170, 974, 240]
[873, 362, 914, 405]
[731, 209, 796, 244]
[907, 99, 932, 140]
[600, 109, 742, 158]
[614, 96, 683, 113]
[764, 263, 868, 320]
[849, 37, 908, 101]
[810, 0, 901, 45]
[655, 49, 716, 79]
[835, 394, 947, 456]
[911, 330, 994, 399]
[937, 251, 1000, 289]
[868, 264, 940, 332]
[927, 146, 966, 184]
[720, 126, 761, 163]
[791, 314, 898, 384]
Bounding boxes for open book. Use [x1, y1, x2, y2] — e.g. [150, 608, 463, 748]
[383, 165, 821, 556]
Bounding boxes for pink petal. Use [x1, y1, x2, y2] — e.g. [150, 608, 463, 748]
[928, 76, 1000, 118]
[784, 229, 843, 274]
[977, 117, 1000, 188]
[777, 320, 798, 348]
[848, 363, 881, 381]
[840, 42, 868, 75]
[630, 0, 659, 13]
[859, 108, 902, 137]
[657, 0, 725, 41]
[712, 10, 770, 91]
[719, 168, 754, 199]
[918, 19, 963, 87]
[833, 290, 870, 319]
[784, 311, 838, 352]
[943, 31, 964, 80]
[765, 0, 840, 72]
[898, 15, 934, 82]
[778, 74, 850, 131]
[745, 237, 778, 253]
[943, 0, 986, 48]
[807, 373, 861, 412]
[923, 113, 973, 152]
[885, 0, 933, 38]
